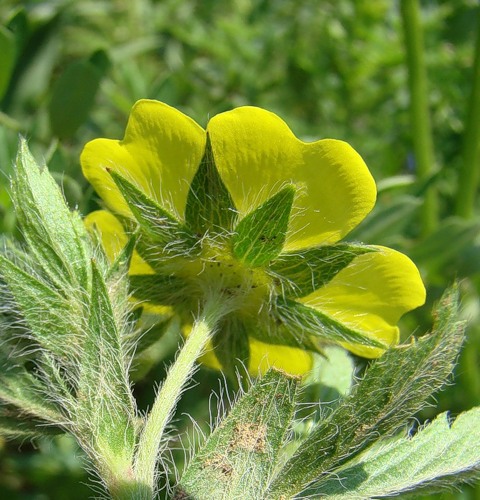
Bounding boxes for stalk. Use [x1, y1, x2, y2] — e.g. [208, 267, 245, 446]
[133, 295, 227, 493]
[400, 0, 438, 235]
[455, 10, 480, 219]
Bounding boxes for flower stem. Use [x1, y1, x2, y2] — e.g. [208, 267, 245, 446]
[400, 0, 438, 236]
[455, 9, 480, 219]
[133, 295, 227, 493]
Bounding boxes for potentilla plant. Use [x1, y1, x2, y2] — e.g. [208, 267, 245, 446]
[0, 102, 479, 500]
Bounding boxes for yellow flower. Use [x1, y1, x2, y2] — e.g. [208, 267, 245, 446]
[81, 100, 425, 376]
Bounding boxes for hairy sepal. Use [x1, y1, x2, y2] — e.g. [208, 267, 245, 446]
[185, 133, 238, 235]
[110, 170, 196, 257]
[274, 296, 389, 351]
[270, 243, 375, 297]
[211, 315, 251, 381]
[232, 186, 295, 267]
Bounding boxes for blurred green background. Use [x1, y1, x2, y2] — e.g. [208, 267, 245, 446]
[1, 0, 480, 498]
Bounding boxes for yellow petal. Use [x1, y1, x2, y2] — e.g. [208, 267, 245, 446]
[84, 210, 155, 275]
[195, 335, 312, 375]
[81, 99, 206, 218]
[207, 107, 376, 250]
[248, 337, 312, 375]
[299, 246, 426, 358]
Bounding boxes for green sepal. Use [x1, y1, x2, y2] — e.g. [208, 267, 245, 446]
[110, 170, 196, 253]
[128, 315, 173, 355]
[106, 231, 137, 280]
[246, 313, 321, 353]
[270, 243, 375, 298]
[129, 273, 190, 306]
[185, 133, 238, 235]
[274, 296, 389, 351]
[232, 186, 295, 267]
[211, 315, 251, 381]
[12, 139, 91, 290]
[178, 369, 300, 499]
[267, 286, 466, 498]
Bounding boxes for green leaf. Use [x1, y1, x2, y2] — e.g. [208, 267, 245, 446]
[129, 273, 189, 306]
[0, 26, 16, 100]
[270, 243, 375, 297]
[77, 260, 136, 472]
[274, 296, 389, 350]
[0, 410, 61, 440]
[0, 362, 64, 430]
[110, 170, 196, 255]
[267, 287, 465, 498]
[185, 134, 238, 235]
[0, 255, 80, 360]
[48, 58, 103, 139]
[232, 186, 294, 267]
[178, 369, 300, 499]
[12, 139, 90, 291]
[308, 407, 480, 498]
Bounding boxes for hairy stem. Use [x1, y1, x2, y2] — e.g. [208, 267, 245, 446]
[400, 0, 438, 235]
[133, 295, 227, 493]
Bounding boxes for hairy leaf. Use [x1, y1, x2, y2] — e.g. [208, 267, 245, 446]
[268, 287, 465, 497]
[0, 255, 81, 360]
[12, 139, 91, 290]
[178, 369, 300, 499]
[308, 407, 480, 498]
[76, 261, 136, 472]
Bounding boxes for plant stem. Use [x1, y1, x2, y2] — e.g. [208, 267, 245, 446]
[455, 9, 480, 219]
[400, 0, 438, 236]
[133, 295, 226, 493]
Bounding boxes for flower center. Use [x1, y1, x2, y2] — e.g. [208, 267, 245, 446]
[173, 237, 272, 316]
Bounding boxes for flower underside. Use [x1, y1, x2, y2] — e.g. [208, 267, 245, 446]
[82, 100, 426, 375]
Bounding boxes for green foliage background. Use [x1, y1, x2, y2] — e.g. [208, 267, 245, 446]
[0, 0, 479, 498]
